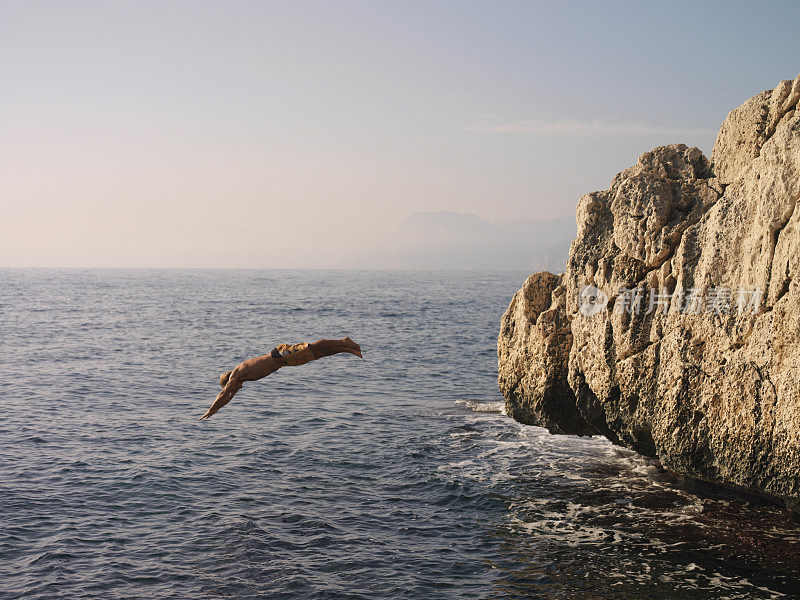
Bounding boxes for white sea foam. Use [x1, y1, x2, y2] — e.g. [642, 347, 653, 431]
[454, 398, 506, 415]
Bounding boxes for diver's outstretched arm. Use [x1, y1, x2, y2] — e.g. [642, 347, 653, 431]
[199, 370, 243, 420]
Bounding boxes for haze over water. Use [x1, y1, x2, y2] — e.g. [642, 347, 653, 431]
[2, 269, 799, 599]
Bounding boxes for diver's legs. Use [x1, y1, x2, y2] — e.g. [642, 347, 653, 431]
[309, 338, 362, 359]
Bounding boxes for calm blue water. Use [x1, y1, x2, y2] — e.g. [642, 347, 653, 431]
[1, 269, 799, 599]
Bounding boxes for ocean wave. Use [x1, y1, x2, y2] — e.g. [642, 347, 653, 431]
[454, 399, 506, 415]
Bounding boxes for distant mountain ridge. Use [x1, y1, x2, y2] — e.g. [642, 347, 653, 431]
[380, 211, 575, 271]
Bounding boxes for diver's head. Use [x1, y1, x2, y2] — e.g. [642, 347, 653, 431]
[220, 370, 232, 387]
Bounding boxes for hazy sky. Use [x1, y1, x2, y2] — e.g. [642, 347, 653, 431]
[2, 0, 799, 267]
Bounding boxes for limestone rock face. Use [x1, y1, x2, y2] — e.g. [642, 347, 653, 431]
[499, 74, 800, 507]
[498, 272, 595, 435]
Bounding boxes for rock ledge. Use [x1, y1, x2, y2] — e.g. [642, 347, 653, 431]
[499, 75, 800, 508]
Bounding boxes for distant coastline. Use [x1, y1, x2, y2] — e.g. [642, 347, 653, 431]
[346, 211, 575, 271]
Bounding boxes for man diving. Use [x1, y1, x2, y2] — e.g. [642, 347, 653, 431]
[199, 337, 362, 420]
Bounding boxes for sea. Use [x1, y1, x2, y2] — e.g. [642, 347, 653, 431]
[1, 269, 799, 599]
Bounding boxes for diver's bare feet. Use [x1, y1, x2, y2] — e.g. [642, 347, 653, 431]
[343, 337, 363, 358]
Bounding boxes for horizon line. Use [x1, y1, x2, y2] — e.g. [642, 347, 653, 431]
[0, 265, 538, 272]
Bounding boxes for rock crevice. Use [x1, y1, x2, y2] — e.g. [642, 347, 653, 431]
[498, 75, 800, 508]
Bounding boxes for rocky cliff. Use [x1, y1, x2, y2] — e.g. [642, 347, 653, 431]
[499, 74, 800, 508]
